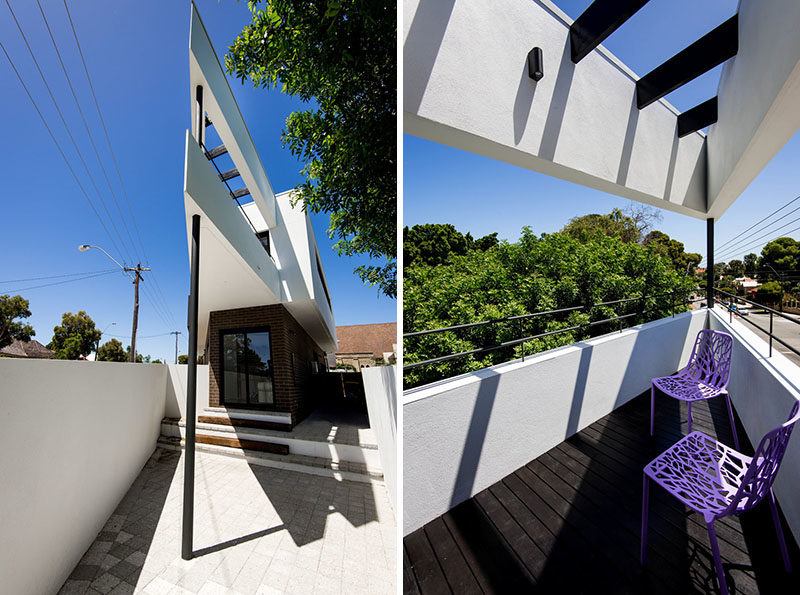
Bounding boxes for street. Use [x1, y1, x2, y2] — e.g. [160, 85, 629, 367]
[727, 309, 800, 367]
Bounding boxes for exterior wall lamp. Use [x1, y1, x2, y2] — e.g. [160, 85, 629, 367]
[528, 47, 544, 81]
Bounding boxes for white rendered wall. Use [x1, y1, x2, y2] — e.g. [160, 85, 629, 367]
[0, 359, 168, 595]
[404, 0, 707, 218]
[363, 366, 398, 512]
[707, 0, 800, 219]
[164, 363, 210, 419]
[709, 309, 800, 547]
[403, 310, 706, 535]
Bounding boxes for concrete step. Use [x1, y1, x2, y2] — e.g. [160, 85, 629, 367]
[157, 437, 383, 484]
[196, 433, 288, 455]
[203, 407, 292, 425]
[161, 419, 381, 469]
[197, 415, 292, 432]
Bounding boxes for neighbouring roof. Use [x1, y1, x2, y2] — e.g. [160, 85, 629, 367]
[335, 323, 397, 358]
[0, 338, 55, 359]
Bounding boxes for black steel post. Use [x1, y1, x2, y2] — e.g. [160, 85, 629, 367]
[769, 311, 774, 357]
[706, 218, 714, 308]
[182, 214, 200, 560]
[195, 85, 204, 146]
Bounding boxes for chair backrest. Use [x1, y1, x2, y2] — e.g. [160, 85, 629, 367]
[727, 400, 800, 515]
[684, 329, 733, 389]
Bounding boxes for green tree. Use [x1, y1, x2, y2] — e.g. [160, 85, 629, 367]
[727, 259, 745, 277]
[404, 224, 499, 269]
[755, 281, 783, 306]
[743, 253, 758, 275]
[227, 1, 396, 297]
[126, 345, 144, 363]
[761, 237, 800, 274]
[96, 338, 127, 362]
[643, 230, 701, 274]
[0, 294, 34, 349]
[561, 209, 640, 243]
[48, 311, 101, 360]
[178, 354, 189, 364]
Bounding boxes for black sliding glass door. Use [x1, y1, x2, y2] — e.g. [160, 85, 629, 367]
[221, 328, 274, 408]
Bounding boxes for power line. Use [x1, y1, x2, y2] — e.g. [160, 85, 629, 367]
[35, 0, 143, 265]
[714, 194, 800, 253]
[0, 270, 119, 294]
[2, 0, 129, 263]
[716, 215, 800, 261]
[0, 269, 116, 284]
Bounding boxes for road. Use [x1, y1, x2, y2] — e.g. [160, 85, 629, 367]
[727, 309, 800, 366]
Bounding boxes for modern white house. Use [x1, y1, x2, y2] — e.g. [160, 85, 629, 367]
[184, 5, 336, 427]
[403, 0, 800, 592]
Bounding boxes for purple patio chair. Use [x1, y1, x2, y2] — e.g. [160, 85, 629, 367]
[640, 400, 800, 595]
[651, 329, 739, 449]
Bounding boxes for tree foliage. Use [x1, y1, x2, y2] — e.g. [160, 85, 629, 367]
[403, 224, 498, 269]
[178, 354, 189, 365]
[643, 231, 701, 274]
[743, 253, 758, 275]
[48, 311, 101, 360]
[226, 0, 396, 296]
[561, 205, 662, 245]
[726, 259, 745, 278]
[755, 281, 783, 306]
[0, 294, 34, 350]
[97, 338, 127, 362]
[404, 227, 695, 387]
[760, 237, 800, 273]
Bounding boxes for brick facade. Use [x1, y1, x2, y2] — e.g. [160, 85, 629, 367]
[207, 304, 325, 426]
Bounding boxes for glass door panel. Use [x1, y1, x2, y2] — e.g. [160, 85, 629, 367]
[222, 332, 247, 404]
[246, 331, 274, 406]
[221, 329, 275, 408]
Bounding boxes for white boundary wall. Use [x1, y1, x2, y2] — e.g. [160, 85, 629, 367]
[709, 309, 800, 547]
[0, 359, 168, 595]
[363, 366, 398, 512]
[164, 363, 210, 419]
[403, 310, 706, 535]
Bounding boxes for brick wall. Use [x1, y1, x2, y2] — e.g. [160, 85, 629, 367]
[207, 304, 325, 425]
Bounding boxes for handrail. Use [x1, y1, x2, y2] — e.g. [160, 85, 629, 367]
[404, 289, 695, 372]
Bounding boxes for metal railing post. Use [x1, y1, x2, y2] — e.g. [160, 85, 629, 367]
[519, 319, 525, 362]
[769, 311, 774, 357]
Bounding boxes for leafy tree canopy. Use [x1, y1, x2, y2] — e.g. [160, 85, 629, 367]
[227, 0, 396, 297]
[48, 311, 101, 360]
[561, 205, 662, 245]
[760, 237, 800, 274]
[403, 224, 499, 269]
[643, 230, 701, 274]
[0, 294, 34, 350]
[743, 253, 758, 275]
[97, 338, 127, 362]
[404, 227, 694, 387]
[755, 280, 783, 305]
[178, 354, 189, 365]
[726, 259, 745, 278]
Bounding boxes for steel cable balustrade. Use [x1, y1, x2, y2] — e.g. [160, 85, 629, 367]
[404, 290, 704, 374]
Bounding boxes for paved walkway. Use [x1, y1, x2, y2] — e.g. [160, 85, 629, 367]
[59, 449, 395, 594]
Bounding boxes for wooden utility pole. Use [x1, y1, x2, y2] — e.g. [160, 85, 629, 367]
[124, 263, 150, 362]
[170, 330, 182, 364]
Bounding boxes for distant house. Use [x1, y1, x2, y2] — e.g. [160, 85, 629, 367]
[334, 322, 397, 371]
[0, 339, 55, 359]
[734, 276, 761, 296]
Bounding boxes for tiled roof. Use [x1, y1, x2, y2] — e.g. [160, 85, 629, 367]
[335, 322, 397, 357]
[0, 338, 55, 359]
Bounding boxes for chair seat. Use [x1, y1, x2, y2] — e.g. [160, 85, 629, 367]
[644, 431, 752, 519]
[653, 373, 725, 402]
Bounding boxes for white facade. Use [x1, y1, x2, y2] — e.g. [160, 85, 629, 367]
[183, 5, 336, 354]
[404, 0, 800, 221]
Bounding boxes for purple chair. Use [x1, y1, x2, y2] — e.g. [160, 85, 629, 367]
[640, 401, 800, 595]
[651, 329, 739, 450]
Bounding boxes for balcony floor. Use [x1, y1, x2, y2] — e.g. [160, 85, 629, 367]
[403, 391, 799, 594]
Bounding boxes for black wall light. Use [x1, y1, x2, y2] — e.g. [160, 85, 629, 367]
[527, 47, 544, 81]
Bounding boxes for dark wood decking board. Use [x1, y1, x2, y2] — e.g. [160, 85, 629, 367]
[404, 391, 800, 594]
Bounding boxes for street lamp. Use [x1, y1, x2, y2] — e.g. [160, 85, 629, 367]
[79, 244, 150, 362]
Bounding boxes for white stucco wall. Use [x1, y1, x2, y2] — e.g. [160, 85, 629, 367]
[404, 0, 707, 218]
[164, 363, 210, 419]
[403, 310, 707, 535]
[709, 309, 800, 547]
[363, 366, 398, 512]
[0, 359, 168, 595]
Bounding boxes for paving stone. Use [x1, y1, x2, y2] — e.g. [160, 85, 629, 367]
[89, 572, 122, 595]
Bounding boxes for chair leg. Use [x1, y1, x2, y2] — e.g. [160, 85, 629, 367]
[650, 385, 655, 437]
[707, 519, 729, 595]
[769, 489, 792, 574]
[687, 401, 693, 434]
[724, 393, 740, 450]
[640, 474, 649, 565]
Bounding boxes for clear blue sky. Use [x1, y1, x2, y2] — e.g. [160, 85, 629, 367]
[405, 0, 800, 268]
[0, 0, 395, 362]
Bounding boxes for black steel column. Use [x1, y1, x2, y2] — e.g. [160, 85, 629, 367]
[182, 214, 200, 560]
[707, 218, 714, 308]
[195, 85, 204, 146]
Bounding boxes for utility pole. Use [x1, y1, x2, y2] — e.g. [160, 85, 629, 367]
[171, 331, 182, 364]
[124, 263, 151, 362]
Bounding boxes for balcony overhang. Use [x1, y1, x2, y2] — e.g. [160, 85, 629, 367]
[404, 0, 800, 220]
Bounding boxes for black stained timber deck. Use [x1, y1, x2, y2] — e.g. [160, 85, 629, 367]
[404, 391, 800, 594]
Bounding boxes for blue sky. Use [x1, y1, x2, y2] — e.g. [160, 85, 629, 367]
[405, 0, 800, 266]
[0, 0, 394, 361]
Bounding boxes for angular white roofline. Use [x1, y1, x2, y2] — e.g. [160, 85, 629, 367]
[404, 0, 800, 221]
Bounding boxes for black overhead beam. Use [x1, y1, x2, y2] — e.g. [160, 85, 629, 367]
[636, 15, 737, 109]
[205, 144, 227, 160]
[230, 187, 250, 200]
[218, 167, 240, 182]
[570, 0, 651, 64]
[677, 97, 718, 137]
